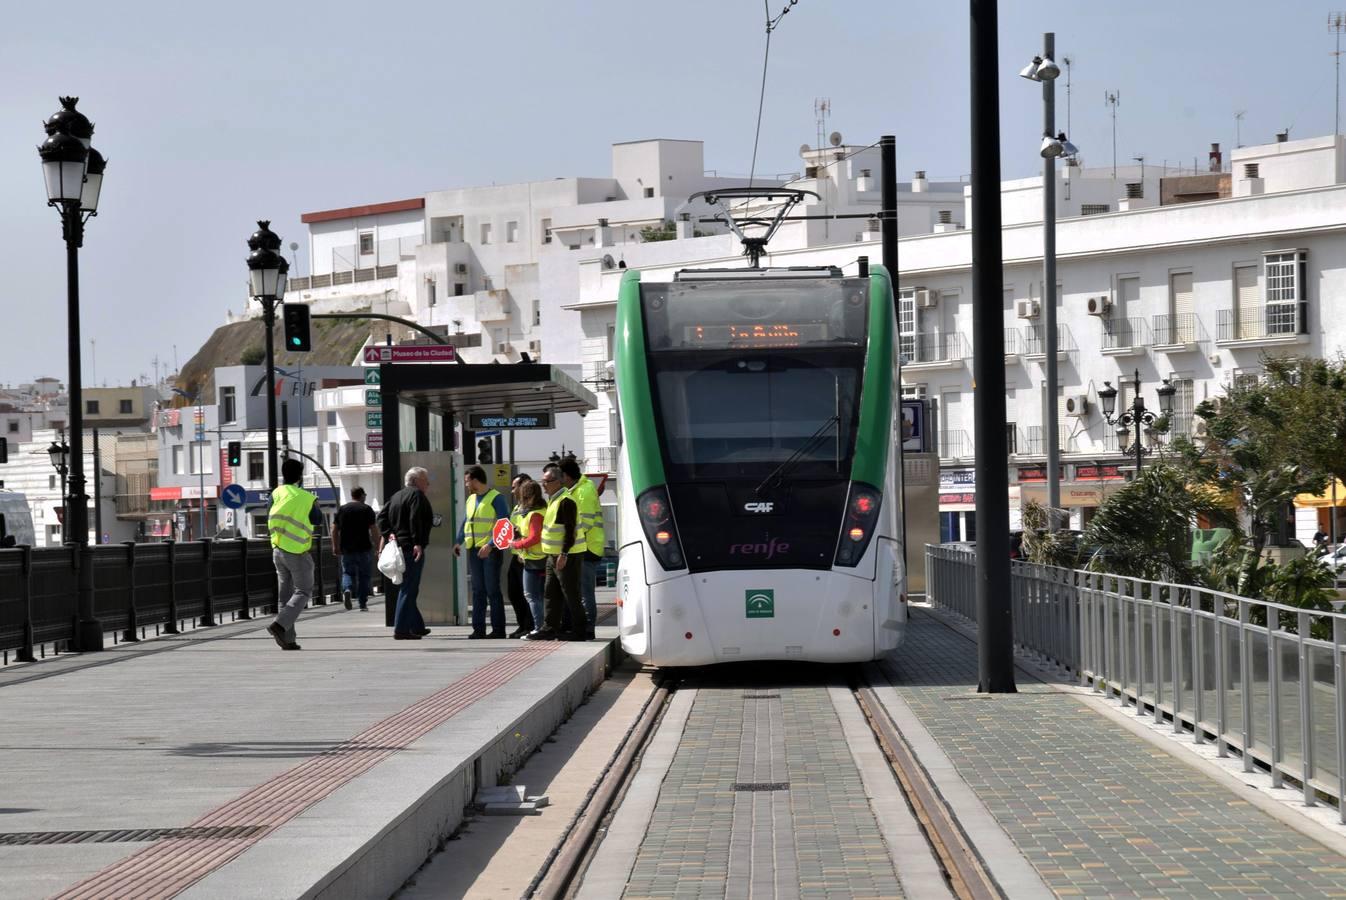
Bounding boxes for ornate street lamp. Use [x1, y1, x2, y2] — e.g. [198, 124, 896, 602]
[1098, 369, 1176, 474]
[47, 439, 70, 543]
[247, 221, 288, 490]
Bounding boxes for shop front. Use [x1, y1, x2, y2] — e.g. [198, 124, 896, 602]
[1294, 478, 1346, 546]
[1017, 463, 1128, 530]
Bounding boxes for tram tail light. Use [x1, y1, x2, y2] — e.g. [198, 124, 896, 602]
[637, 485, 685, 571]
[835, 482, 881, 568]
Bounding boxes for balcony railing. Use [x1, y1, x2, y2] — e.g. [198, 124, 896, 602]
[1023, 324, 1076, 359]
[1216, 304, 1308, 342]
[1101, 316, 1152, 351]
[1152, 313, 1208, 348]
[900, 331, 971, 366]
[938, 430, 973, 460]
[1004, 327, 1025, 358]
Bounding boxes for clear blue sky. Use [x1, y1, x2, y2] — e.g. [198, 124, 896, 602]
[0, 1, 1337, 387]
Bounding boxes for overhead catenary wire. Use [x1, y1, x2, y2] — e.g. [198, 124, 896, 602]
[748, 0, 799, 188]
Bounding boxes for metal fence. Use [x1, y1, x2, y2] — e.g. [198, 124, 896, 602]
[0, 538, 344, 665]
[925, 544, 1346, 820]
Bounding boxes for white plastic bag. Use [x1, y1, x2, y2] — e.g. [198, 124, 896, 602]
[378, 541, 405, 584]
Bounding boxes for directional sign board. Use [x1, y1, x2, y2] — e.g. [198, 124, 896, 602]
[367, 432, 384, 450]
[220, 483, 247, 510]
[468, 412, 555, 430]
[366, 411, 383, 428]
[363, 345, 456, 364]
[364, 368, 381, 385]
[491, 518, 514, 550]
[365, 390, 381, 407]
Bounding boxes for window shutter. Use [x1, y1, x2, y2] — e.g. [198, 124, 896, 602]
[1170, 272, 1194, 342]
[1235, 266, 1259, 339]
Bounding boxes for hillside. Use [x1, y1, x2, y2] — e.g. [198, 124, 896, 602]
[174, 309, 379, 404]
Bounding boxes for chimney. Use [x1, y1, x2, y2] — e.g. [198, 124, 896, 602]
[1238, 162, 1265, 197]
[676, 212, 694, 240]
[1276, 131, 1289, 143]
[912, 170, 928, 192]
[856, 167, 876, 191]
[1209, 142, 1222, 172]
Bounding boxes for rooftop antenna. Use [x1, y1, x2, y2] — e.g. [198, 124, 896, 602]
[1105, 91, 1121, 179]
[814, 97, 830, 155]
[1331, 13, 1346, 136]
[1235, 110, 1246, 148]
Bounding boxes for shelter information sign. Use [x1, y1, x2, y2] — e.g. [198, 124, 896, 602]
[468, 412, 555, 430]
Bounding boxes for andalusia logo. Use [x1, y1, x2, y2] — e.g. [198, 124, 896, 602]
[745, 589, 774, 619]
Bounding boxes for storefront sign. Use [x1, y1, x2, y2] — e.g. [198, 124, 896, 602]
[1074, 464, 1125, 481]
[1016, 466, 1066, 483]
[938, 469, 976, 489]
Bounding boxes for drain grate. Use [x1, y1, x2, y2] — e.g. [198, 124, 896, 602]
[742, 693, 780, 700]
[0, 825, 267, 846]
[732, 782, 790, 792]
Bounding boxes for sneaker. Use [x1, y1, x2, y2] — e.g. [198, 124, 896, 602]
[509, 627, 529, 639]
[342, 590, 352, 611]
[525, 630, 557, 641]
[393, 632, 422, 641]
[282, 642, 302, 650]
[266, 622, 287, 649]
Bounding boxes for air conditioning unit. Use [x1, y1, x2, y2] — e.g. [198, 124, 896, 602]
[497, 342, 514, 354]
[453, 262, 468, 274]
[1064, 394, 1089, 417]
[1086, 296, 1112, 316]
[915, 288, 938, 309]
[1016, 299, 1040, 319]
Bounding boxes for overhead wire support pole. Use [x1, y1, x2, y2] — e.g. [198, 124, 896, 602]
[970, 0, 1016, 693]
[1042, 32, 1062, 531]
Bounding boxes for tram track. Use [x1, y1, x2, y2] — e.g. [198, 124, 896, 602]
[529, 664, 1003, 900]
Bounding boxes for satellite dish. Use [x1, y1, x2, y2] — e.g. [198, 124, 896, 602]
[602, 254, 616, 270]
[829, 131, 843, 147]
[799, 143, 812, 156]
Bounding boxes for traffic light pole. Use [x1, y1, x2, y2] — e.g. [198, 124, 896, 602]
[263, 297, 279, 491]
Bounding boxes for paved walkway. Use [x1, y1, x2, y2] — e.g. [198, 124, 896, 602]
[879, 607, 1346, 898]
[0, 599, 615, 899]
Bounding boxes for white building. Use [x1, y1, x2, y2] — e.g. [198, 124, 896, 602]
[0, 428, 128, 547]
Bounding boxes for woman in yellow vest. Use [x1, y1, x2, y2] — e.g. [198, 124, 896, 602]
[508, 479, 548, 636]
[452, 465, 510, 638]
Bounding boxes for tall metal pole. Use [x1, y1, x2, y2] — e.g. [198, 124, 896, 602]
[880, 134, 909, 567]
[92, 427, 103, 543]
[63, 206, 88, 547]
[1042, 33, 1062, 531]
[197, 406, 206, 539]
[1133, 371, 1145, 476]
[263, 299, 279, 490]
[971, 0, 1016, 692]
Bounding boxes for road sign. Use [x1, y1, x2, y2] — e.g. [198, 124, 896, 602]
[364, 368, 381, 385]
[367, 432, 384, 450]
[365, 411, 383, 428]
[220, 483, 247, 510]
[469, 412, 554, 430]
[746, 589, 775, 619]
[365, 389, 381, 407]
[362, 345, 456, 364]
[491, 518, 514, 550]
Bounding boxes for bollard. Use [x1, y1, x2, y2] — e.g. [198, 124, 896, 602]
[199, 538, 216, 627]
[122, 541, 140, 643]
[16, 545, 35, 663]
[236, 536, 252, 620]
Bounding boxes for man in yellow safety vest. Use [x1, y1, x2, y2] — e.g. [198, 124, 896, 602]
[526, 463, 587, 641]
[453, 465, 510, 638]
[558, 457, 603, 640]
[266, 458, 323, 651]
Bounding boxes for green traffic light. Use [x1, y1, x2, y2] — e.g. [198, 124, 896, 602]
[291, 337, 300, 346]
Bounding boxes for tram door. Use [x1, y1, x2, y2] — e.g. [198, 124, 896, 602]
[402, 450, 467, 625]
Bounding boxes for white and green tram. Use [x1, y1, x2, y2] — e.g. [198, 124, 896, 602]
[613, 262, 907, 666]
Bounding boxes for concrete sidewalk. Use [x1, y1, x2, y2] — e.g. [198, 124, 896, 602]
[0, 599, 616, 899]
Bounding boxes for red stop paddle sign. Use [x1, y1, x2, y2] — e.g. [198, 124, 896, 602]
[492, 518, 514, 550]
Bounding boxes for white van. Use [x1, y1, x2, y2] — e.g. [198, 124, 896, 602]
[0, 491, 36, 547]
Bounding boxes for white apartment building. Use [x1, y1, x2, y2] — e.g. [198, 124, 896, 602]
[0, 427, 129, 547]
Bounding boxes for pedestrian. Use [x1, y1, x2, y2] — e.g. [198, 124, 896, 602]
[509, 479, 548, 637]
[527, 463, 587, 641]
[1314, 528, 1329, 547]
[453, 465, 510, 638]
[266, 458, 322, 651]
[558, 457, 603, 640]
[377, 467, 435, 640]
[505, 473, 536, 637]
[333, 486, 379, 611]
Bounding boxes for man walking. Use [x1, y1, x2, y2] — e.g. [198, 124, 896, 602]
[333, 486, 379, 610]
[527, 463, 587, 641]
[453, 465, 510, 638]
[559, 457, 603, 640]
[266, 458, 322, 651]
[378, 467, 435, 640]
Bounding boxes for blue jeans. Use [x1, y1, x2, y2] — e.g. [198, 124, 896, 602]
[468, 548, 506, 635]
[394, 550, 426, 635]
[580, 555, 599, 632]
[340, 550, 373, 607]
[522, 566, 546, 633]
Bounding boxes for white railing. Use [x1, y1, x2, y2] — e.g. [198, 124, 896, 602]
[926, 544, 1346, 819]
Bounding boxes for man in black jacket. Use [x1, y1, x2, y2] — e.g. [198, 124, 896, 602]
[377, 466, 435, 640]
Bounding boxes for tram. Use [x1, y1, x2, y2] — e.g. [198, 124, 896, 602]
[613, 247, 906, 666]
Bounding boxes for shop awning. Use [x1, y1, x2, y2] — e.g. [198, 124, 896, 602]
[1295, 479, 1346, 509]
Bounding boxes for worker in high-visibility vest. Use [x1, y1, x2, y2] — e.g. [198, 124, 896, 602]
[558, 457, 603, 641]
[266, 458, 323, 651]
[508, 477, 547, 636]
[526, 463, 587, 640]
[453, 465, 510, 638]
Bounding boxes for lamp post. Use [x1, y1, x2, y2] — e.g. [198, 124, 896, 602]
[38, 97, 106, 547]
[1097, 370, 1176, 475]
[1021, 37, 1080, 531]
[246, 221, 289, 490]
[47, 440, 69, 543]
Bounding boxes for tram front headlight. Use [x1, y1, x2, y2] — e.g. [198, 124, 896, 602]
[835, 482, 881, 568]
[638, 485, 685, 571]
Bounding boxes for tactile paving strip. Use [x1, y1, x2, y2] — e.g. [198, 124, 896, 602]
[53, 641, 562, 899]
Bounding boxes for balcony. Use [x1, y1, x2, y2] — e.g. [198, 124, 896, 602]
[474, 289, 511, 322]
[900, 332, 970, 370]
[1023, 324, 1076, 362]
[1151, 313, 1208, 352]
[1024, 425, 1069, 456]
[1101, 316, 1152, 356]
[1003, 327, 1025, 363]
[938, 429, 973, 461]
[1215, 305, 1309, 348]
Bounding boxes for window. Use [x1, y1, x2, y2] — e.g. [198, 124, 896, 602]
[480, 223, 492, 244]
[532, 300, 541, 326]
[427, 281, 436, 307]
[119, 399, 133, 414]
[189, 443, 213, 475]
[1265, 250, 1307, 335]
[247, 451, 265, 482]
[482, 276, 493, 291]
[219, 386, 237, 423]
[326, 411, 337, 426]
[7, 421, 18, 433]
[172, 446, 185, 474]
[329, 442, 340, 467]
[506, 221, 519, 243]
[897, 289, 917, 362]
[1168, 271, 1194, 343]
[346, 441, 360, 466]
[1081, 203, 1110, 216]
[454, 283, 465, 296]
[359, 232, 374, 255]
[86, 400, 100, 415]
[49, 475, 57, 489]
[643, 187, 655, 198]
[1169, 376, 1195, 437]
[541, 218, 553, 244]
